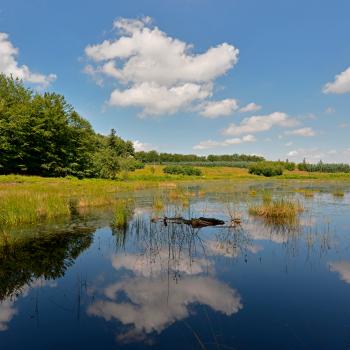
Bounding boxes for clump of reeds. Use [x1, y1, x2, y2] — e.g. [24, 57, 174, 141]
[111, 200, 134, 229]
[296, 189, 316, 198]
[249, 197, 303, 224]
[333, 191, 345, 197]
[152, 196, 165, 211]
[0, 191, 70, 226]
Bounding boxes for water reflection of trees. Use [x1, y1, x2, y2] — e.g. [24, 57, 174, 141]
[0, 228, 95, 301]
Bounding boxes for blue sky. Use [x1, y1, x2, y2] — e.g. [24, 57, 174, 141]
[0, 0, 349, 162]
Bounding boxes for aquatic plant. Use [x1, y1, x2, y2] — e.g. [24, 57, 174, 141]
[297, 189, 316, 198]
[249, 197, 303, 224]
[152, 196, 165, 212]
[111, 200, 134, 230]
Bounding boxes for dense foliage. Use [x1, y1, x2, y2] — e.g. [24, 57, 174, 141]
[298, 160, 350, 173]
[248, 162, 284, 177]
[163, 165, 202, 176]
[162, 161, 253, 168]
[273, 161, 296, 171]
[135, 151, 265, 164]
[0, 75, 138, 178]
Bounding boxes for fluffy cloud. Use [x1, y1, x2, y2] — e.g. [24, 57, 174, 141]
[285, 127, 316, 137]
[0, 33, 56, 87]
[132, 140, 153, 152]
[223, 112, 298, 136]
[329, 261, 350, 283]
[199, 99, 239, 118]
[239, 102, 261, 113]
[85, 17, 239, 116]
[323, 67, 350, 94]
[193, 134, 256, 150]
[109, 82, 211, 116]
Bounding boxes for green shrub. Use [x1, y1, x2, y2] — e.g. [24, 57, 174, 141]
[248, 162, 283, 177]
[119, 158, 145, 172]
[163, 165, 202, 176]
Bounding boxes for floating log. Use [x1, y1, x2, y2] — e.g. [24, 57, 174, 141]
[161, 216, 225, 228]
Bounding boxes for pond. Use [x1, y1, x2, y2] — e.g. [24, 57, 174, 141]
[1, 181, 350, 349]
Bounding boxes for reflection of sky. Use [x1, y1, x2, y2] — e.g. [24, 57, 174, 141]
[0, 278, 57, 332]
[88, 275, 242, 342]
[0, 299, 17, 331]
[2, 184, 350, 348]
[329, 261, 350, 283]
[112, 249, 212, 277]
[88, 241, 243, 342]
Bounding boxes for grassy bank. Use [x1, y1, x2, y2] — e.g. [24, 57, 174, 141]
[0, 165, 349, 227]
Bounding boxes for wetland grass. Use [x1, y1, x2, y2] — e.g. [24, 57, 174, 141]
[0, 166, 349, 227]
[111, 200, 134, 230]
[152, 196, 165, 211]
[249, 197, 303, 224]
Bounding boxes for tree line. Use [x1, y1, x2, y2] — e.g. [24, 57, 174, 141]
[0, 74, 141, 178]
[135, 151, 265, 163]
[0, 74, 266, 179]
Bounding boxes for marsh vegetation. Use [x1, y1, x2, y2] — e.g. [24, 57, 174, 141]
[0, 181, 349, 349]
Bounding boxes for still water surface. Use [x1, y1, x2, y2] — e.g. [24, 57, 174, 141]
[1, 181, 350, 349]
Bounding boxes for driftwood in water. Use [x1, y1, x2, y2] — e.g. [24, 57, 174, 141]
[159, 216, 225, 228]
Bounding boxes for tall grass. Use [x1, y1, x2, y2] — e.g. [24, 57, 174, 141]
[111, 200, 134, 230]
[0, 175, 154, 227]
[0, 190, 70, 226]
[249, 197, 303, 224]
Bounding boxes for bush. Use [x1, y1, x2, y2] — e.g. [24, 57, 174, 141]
[248, 162, 283, 177]
[280, 161, 296, 171]
[119, 158, 145, 172]
[163, 165, 202, 176]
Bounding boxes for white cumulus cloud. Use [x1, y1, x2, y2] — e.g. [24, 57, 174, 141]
[223, 112, 298, 136]
[193, 134, 256, 150]
[239, 102, 261, 113]
[285, 127, 316, 137]
[199, 98, 239, 118]
[323, 67, 350, 94]
[0, 33, 56, 87]
[85, 17, 239, 116]
[132, 140, 153, 152]
[109, 81, 211, 116]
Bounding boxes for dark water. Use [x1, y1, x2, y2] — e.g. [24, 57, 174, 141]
[1, 182, 350, 349]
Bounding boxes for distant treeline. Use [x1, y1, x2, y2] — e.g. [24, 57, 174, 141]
[298, 161, 350, 173]
[135, 151, 265, 163]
